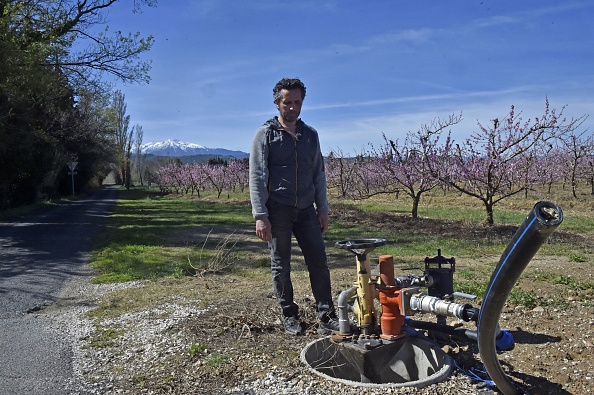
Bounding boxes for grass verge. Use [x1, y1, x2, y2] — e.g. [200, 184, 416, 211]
[90, 187, 594, 287]
[90, 188, 254, 283]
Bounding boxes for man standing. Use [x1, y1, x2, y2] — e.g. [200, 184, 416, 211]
[249, 78, 339, 335]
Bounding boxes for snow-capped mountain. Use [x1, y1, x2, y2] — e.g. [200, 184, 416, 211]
[141, 139, 248, 158]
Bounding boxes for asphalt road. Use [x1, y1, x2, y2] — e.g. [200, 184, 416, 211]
[0, 186, 119, 395]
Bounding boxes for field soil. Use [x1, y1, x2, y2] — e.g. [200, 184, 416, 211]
[76, 202, 594, 394]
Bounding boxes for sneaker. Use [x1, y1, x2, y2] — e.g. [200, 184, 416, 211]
[317, 318, 340, 335]
[284, 316, 303, 335]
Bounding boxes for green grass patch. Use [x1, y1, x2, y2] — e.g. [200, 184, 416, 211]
[529, 271, 594, 292]
[187, 342, 208, 358]
[569, 252, 588, 262]
[250, 257, 270, 269]
[508, 289, 539, 308]
[552, 274, 594, 291]
[558, 215, 594, 235]
[454, 280, 487, 299]
[95, 191, 251, 248]
[204, 353, 230, 367]
[91, 188, 252, 282]
[92, 245, 195, 283]
[84, 325, 125, 349]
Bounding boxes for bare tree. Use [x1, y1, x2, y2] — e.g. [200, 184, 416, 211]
[557, 120, 591, 198]
[326, 148, 369, 199]
[110, 90, 131, 185]
[124, 126, 134, 190]
[134, 124, 145, 186]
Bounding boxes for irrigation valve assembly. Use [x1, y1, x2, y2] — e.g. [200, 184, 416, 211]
[305, 201, 563, 395]
[333, 239, 485, 345]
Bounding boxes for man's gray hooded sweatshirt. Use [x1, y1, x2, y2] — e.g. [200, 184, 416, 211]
[250, 117, 329, 220]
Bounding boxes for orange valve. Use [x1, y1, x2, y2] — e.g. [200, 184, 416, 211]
[378, 255, 405, 340]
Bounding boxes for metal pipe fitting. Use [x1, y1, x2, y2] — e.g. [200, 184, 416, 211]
[409, 293, 467, 320]
[337, 286, 358, 336]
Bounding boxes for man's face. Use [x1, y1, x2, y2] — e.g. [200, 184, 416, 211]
[276, 89, 303, 123]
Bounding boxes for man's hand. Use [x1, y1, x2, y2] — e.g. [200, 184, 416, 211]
[255, 218, 272, 241]
[318, 211, 329, 234]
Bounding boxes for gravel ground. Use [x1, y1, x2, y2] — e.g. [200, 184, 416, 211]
[37, 258, 593, 395]
[43, 275, 491, 395]
[35, 271, 145, 394]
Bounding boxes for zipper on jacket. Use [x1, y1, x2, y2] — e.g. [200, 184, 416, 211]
[280, 124, 300, 208]
[293, 137, 299, 207]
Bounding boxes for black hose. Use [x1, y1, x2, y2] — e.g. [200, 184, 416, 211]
[406, 318, 478, 342]
[477, 201, 563, 395]
[405, 318, 515, 351]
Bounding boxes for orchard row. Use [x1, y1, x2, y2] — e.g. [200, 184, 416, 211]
[155, 100, 590, 224]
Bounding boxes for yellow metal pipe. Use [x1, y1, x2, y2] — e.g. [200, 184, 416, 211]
[355, 253, 376, 335]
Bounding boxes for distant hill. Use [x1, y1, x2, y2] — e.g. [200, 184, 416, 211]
[141, 139, 249, 159]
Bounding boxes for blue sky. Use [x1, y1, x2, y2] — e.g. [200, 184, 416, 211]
[105, 0, 593, 154]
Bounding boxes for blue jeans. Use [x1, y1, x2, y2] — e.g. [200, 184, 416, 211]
[266, 201, 334, 322]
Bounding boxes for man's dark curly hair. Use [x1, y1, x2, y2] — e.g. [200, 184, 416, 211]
[273, 78, 306, 103]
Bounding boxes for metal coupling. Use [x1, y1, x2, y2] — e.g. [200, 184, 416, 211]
[409, 293, 466, 320]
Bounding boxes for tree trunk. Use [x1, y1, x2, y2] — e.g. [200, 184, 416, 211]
[120, 165, 126, 186]
[484, 200, 494, 225]
[125, 160, 131, 190]
[411, 192, 421, 218]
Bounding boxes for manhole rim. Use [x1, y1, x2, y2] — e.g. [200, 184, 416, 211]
[300, 336, 454, 389]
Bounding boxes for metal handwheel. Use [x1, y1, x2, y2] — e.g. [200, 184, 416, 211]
[335, 238, 387, 253]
